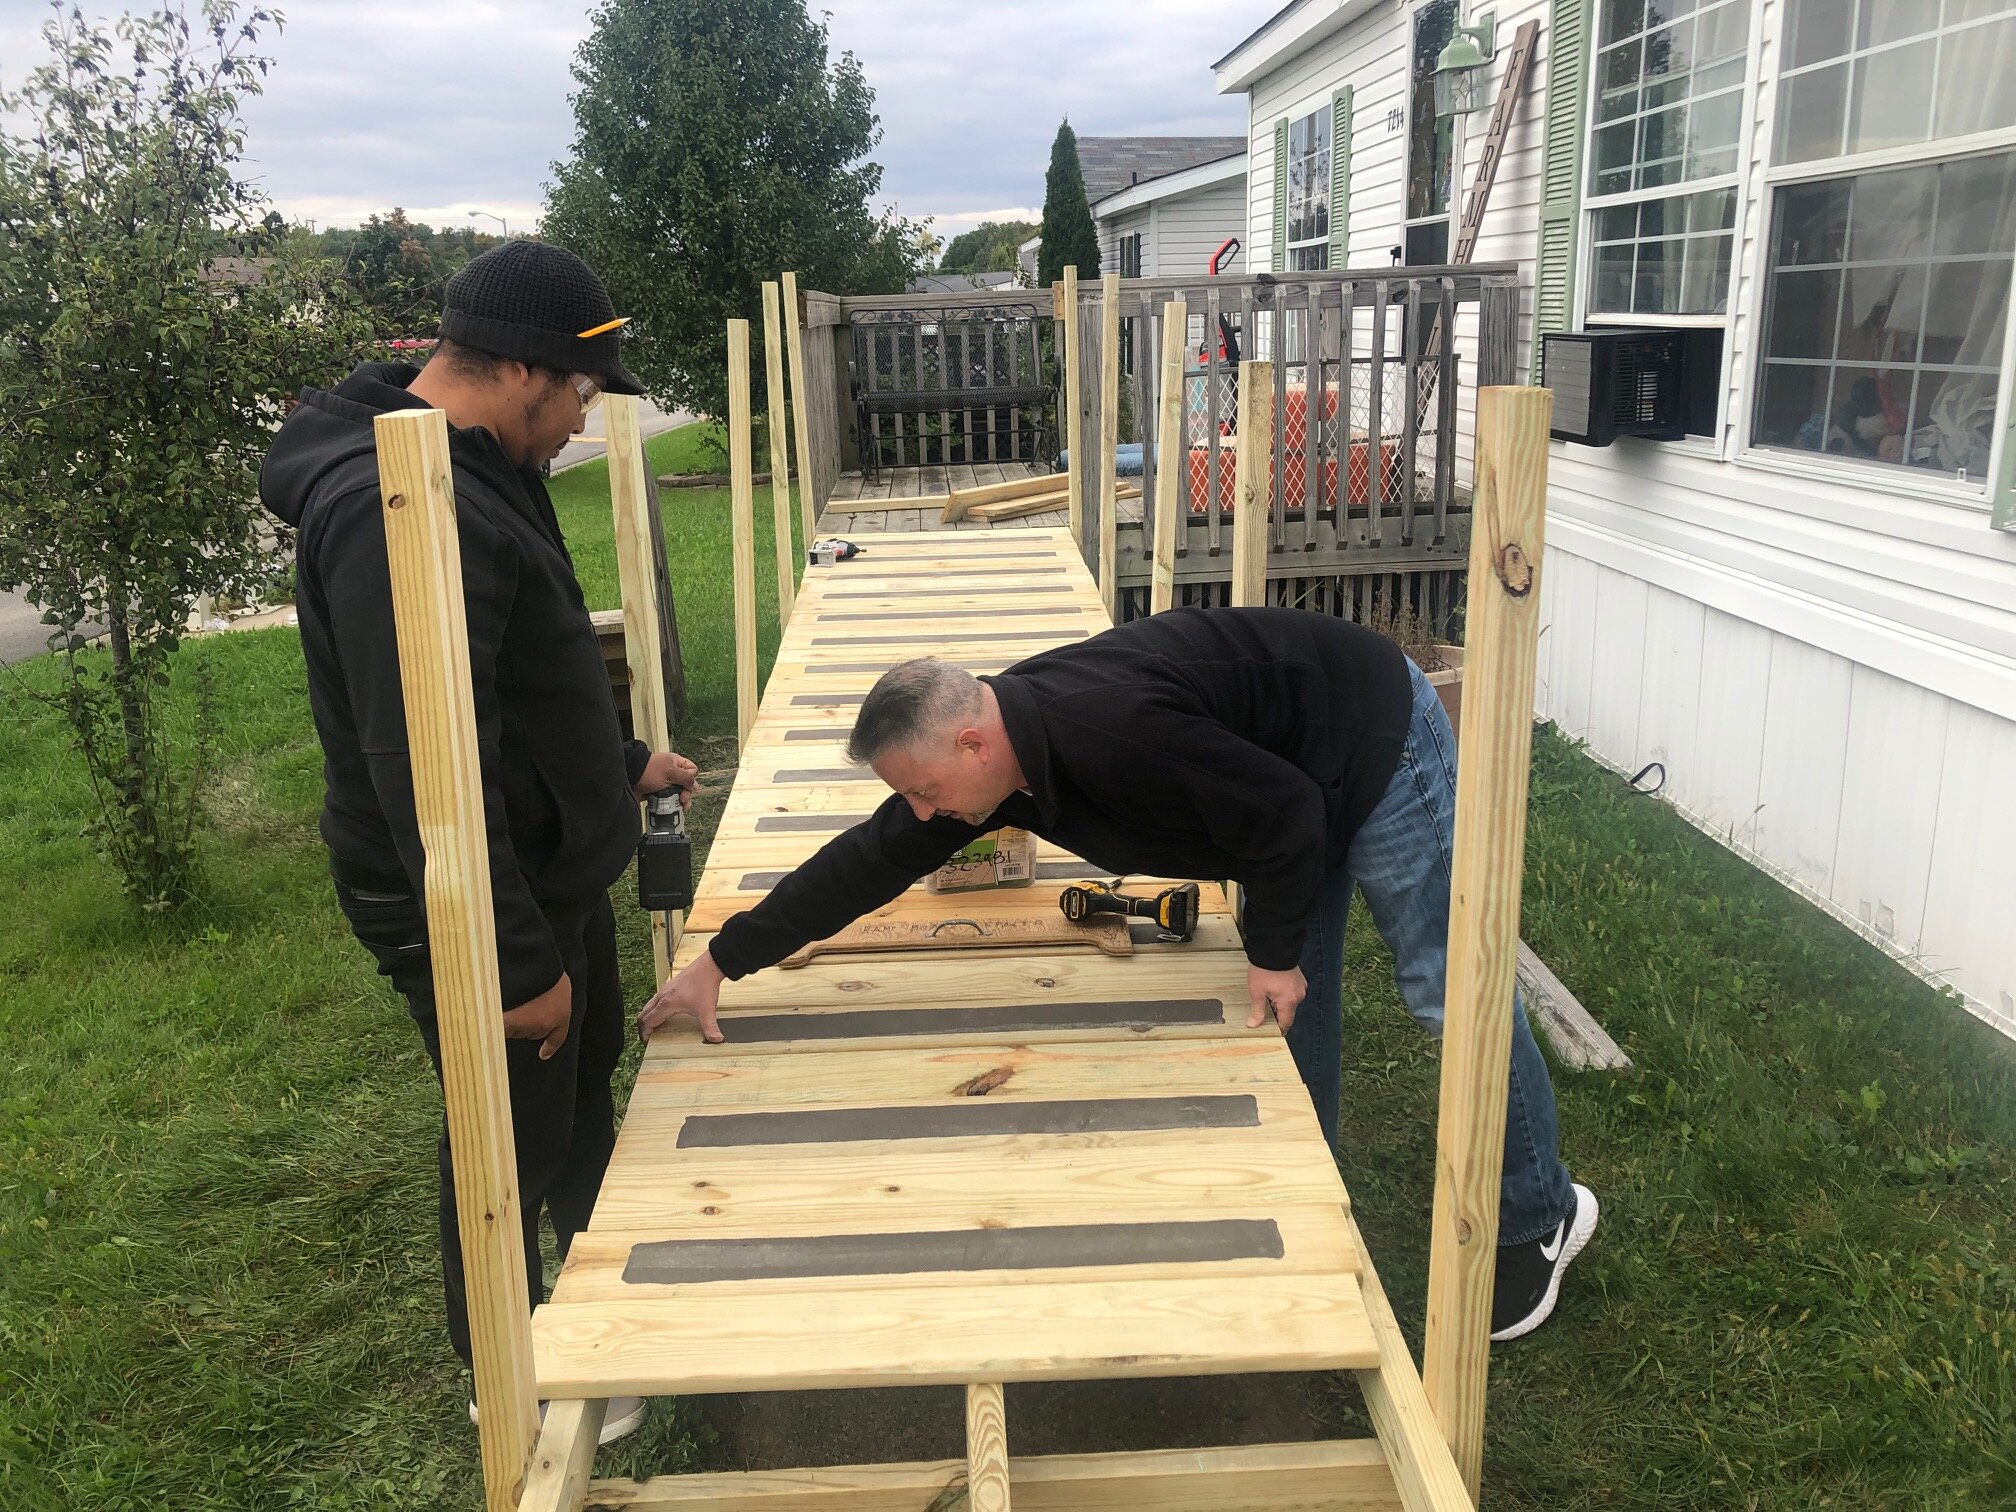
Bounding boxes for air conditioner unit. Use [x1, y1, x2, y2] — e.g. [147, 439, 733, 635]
[1542, 330, 1688, 446]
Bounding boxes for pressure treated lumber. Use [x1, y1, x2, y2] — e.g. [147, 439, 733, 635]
[728, 318, 759, 748]
[1150, 300, 1187, 614]
[607, 394, 683, 980]
[1098, 271, 1122, 618]
[1061, 266, 1083, 537]
[761, 281, 798, 621]
[781, 271, 817, 546]
[1230, 360, 1273, 609]
[1421, 385, 1554, 1499]
[373, 408, 538, 1512]
[575, 1439, 1405, 1509]
[970, 483, 1136, 524]
[826, 493, 952, 514]
[966, 1383, 1012, 1512]
[515, 1397, 605, 1512]
[940, 470, 1067, 523]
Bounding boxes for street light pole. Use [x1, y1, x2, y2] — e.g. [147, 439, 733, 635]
[467, 209, 508, 239]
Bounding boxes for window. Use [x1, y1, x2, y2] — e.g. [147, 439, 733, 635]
[1776, 1, 2016, 166]
[1590, 0, 1752, 198]
[1590, 187, 1736, 316]
[1406, 0, 1460, 264]
[1752, 149, 2015, 482]
[1285, 104, 1332, 270]
[1118, 232, 1143, 279]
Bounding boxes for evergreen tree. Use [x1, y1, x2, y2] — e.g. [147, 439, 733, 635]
[1037, 119, 1100, 286]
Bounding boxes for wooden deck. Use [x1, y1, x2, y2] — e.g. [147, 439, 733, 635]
[820, 464, 1146, 533]
[531, 526, 1378, 1407]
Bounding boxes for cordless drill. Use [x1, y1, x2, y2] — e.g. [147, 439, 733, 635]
[1058, 880, 1200, 943]
[636, 789, 694, 912]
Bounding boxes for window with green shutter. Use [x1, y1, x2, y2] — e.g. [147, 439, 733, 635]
[1273, 118, 1289, 272]
[1534, 0, 1592, 381]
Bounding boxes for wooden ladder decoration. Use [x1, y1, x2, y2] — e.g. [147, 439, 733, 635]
[1417, 19, 1541, 421]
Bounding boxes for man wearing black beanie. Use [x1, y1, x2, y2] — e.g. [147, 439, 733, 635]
[260, 240, 687, 1443]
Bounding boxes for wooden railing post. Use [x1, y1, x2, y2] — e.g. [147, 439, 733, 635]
[1422, 384, 1554, 1499]
[1150, 298, 1187, 614]
[1230, 359, 1274, 608]
[728, 318, 758, 750]
[372, 408, 539, 1512]
[1060, 265, 1083, 542]
[760, 281, 799, 623]
[607, 392, 682, 980]
[1098, 273, 1122, 618]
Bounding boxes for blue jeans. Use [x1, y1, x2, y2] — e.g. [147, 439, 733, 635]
[1288, 659, 1575, 1246]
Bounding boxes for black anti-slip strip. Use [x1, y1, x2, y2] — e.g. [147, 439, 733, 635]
[737, 858, 1115, 888]
[840, 549, 1060, 560]
[810, 629, 1083, 646]
[842, 565, 1069, 579]
[752, 813, 868, 832]
[676, 1094, 1259, 1149]
[814, 607, 1093, 623]
[782, 728, 849, 740]
[622, 1217, 1283, 1286]
[771, 768, 869, 784]
[788, 693, 867, 706]
[822, 586, 1078, 602]
[714, 997, 1226, 1044]
[807, 660, 1001, 674]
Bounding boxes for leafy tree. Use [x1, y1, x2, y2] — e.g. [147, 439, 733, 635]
[543, 0, 923, 420]
[1037, 119, 1099, 286]
[0, 1, 368, 907]
[308, 212, 504, 339]
[939, 219, 1037, 276]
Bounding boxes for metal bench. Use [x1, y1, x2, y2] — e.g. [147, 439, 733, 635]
[847, 299, 1056, 478]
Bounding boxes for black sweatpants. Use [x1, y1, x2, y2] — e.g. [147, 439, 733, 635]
[333, 866, 624, 1366]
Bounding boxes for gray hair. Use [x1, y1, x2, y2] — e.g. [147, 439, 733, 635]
[846, 658, 984, 766]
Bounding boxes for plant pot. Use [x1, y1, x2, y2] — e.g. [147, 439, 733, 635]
[1425, 643, 1464, 743]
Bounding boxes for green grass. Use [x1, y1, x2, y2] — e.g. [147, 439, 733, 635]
[644, 418, 729, 477]
[1, 450, 2011, 1505]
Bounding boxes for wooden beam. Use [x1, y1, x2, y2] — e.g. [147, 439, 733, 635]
[1517, 940, 1631, 1071]
[966, 1383, 1012, 1512]
[1422, 385, 1554, 1498]
[1097, 272, 1122, 619]
[516, 1397, 606, 1512]
[1230, 359, 1273, 608]
[761, 281, 799, 623]
[1060, 267, 1083, 541]
[781, 271, 818, 548]
[607, 393, 682, 979]
[728, 319, 759, 749]
[1149, 299, 1186, 614]
[942, 471, 1064, 523]
[1345, 1206, 1475, 1512]
[373, 407, 539, 1512]
[581, 1440, 1403, 1509]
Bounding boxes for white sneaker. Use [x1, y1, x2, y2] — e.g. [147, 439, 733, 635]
[469, 1394, 648, 1446]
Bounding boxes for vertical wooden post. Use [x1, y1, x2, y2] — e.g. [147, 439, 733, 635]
[965, 1383, 1012, 1512]
[372, 408, 538, 1512]
[781, 271, 819, 545]
[1230, 359, 1274, 608]
[728, 319, 759, 750]
[1422, 384, 1554, 1500]
[1097, 272, 1122, 619]
[1060, 266, 1083, 540]
[760, 281, 798, 623]
[1150, 298, 1187, 615]
[607, 393, 682, 980]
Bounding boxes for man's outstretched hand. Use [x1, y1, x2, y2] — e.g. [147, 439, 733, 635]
[1247, 963, 1307, 1032]
[638, 949, 727, 1044]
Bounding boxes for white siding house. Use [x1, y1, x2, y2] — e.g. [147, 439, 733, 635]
[1093, 153, 1250, 282]
[1217, 0, 2016, 1039]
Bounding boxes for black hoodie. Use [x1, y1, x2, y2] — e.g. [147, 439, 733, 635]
[710, 606, 1413, 980]
[261, 363, 645, 1008]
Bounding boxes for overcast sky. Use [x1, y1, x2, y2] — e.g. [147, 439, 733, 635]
[0, 0, 1277, 241]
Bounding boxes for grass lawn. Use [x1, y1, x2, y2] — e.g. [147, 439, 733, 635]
[1, 427, 2010, 1507]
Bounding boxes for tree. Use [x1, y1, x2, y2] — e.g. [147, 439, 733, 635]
[939, 219, 1037, 276]
[543, 0, 924, 420]
[309, 212, 505, 340]
[0, 2, 367, 907]
[1037, 120, 1100, 286]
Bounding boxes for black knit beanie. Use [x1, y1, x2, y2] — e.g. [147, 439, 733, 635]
[440, 240, 644, 395]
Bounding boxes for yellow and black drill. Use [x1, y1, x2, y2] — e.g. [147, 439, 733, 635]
[1058, 880, 1200, 943]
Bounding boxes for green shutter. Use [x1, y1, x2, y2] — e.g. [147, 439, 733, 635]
[1994, 399, 2016, 530]
[1329, 87, 1353, 269]
[1534, 0, 1593, 382]
[1273, 118, 1290, 272]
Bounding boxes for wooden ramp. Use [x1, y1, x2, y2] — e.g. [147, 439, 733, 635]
[523, 527, 1472, 1509]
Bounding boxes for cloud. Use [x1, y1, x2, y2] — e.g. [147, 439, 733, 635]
[0, 0, 1276, 237]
